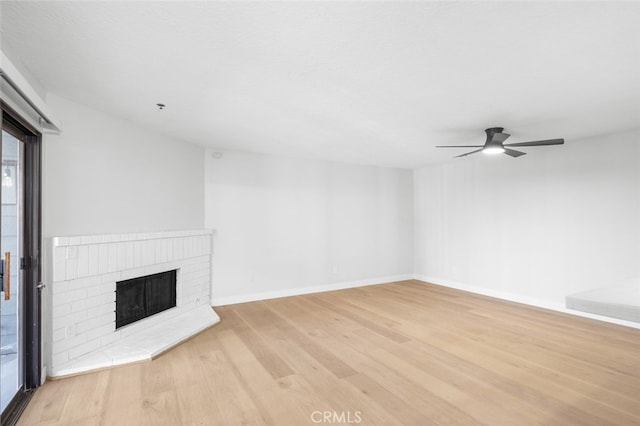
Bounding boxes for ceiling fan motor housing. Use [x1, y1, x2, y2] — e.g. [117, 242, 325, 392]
[485, 127, 505, 147]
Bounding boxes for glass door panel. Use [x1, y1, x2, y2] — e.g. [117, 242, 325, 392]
[1, 129, 24, 414]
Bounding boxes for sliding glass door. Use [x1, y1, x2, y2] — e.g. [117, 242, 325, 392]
[0, 105, 41, 423]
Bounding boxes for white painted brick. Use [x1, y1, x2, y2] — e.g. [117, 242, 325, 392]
[53, 281, 70, 293]
[88, 244, 99, 276]
[192, 237, 200, 256]
[52, 327, 66, 343]
[68, 275, 101, 290]
[53, 303, 71, 318]
[68, 236, 82, 246]
[49, 230, 212, 372]
[54, 310, 88, 328]
[186, 270, 209, 281]
[107, 244, 118, 272]
[85, 323, 114, 341]
[68, 338, 101, 360]
[53, 288, 87, 307]
[100, 311, 115, 325]
[193, 237, 200, 256]
[52, 351, 70, 368]
[175, 240, 184, 261]
[77, 246, 89, 278]
[161, 240, 170, 263]
[117, 243, 127, 270]
[100, 272, 119, 284]
[65, 257, 78, 280]
[93, 301, 115, 316]
[100, 292, 115, 305]
[125, 242, 134, 269]
[139, 240, 149, 266]
[194, 237, 205, 256]
[183, 284, 198, 295]
[75, 312, 114, 334]
[53, 260, 67, 284]
[53, 333, 87, 354]
[98, 244, 108, 274]
[176, 238, 184, 259]
[134, 241, 142, 268]
[171, 238, 184, 260]
[152, 240, 160, 263]
[53, 247, 67, 282]
[163, 240, 172, 262]
[87, 281, 115, 297]
[183, 238, 192, 258]
[83, 295, 103, 310]
[69, 299, 87, 313]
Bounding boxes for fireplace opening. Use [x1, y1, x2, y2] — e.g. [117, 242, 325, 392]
[116, 270, 177, 329]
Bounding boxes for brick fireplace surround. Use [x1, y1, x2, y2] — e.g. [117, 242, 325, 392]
[48, 229, 219, 378]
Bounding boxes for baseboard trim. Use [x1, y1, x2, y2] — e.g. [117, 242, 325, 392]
[414, 275, 640, 330]
[210, 274, 414, 306]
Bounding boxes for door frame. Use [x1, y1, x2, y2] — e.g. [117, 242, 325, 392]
[1, 100, 42, 423]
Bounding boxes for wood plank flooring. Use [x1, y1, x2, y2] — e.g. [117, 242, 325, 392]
[18, 280, 640, 425]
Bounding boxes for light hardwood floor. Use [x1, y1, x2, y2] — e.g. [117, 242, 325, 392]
[18, 280, 640, 425]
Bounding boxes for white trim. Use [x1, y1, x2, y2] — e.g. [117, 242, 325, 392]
[210, 274, 414, 306]
[414, 275, 640, 330]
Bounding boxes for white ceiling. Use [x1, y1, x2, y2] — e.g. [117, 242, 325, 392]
[2, 1, 639, 169]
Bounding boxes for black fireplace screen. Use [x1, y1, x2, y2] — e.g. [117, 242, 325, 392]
[115, 270, 177, 329]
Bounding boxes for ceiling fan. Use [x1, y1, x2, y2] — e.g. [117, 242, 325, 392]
[437, 127, 564, 158]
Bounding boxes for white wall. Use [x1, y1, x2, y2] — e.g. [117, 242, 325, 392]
[205, 150, 413, 304]
[40, 94, 205, 381]
[43, 94, 205, 237]
[414, 130, 640, 307]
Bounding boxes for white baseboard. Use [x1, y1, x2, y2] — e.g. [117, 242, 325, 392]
[414, 275, 640, 330]
[210, 274, 414, 306]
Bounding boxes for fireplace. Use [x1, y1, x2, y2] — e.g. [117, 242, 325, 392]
[116, 270, 177, 329]
[49, 229, 220, 378]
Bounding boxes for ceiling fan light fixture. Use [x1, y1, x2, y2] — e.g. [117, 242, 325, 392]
[436, 127, 564, 158]
[482, 146, 505, 155]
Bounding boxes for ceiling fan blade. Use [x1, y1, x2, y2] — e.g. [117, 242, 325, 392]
[436, 145, 484, 148]
[454, 148, 484, 158]
[492, 132, 511, 143]
[503, 148, 526, 157]
[505, 138, 564, 147]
